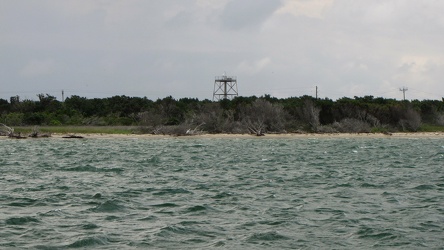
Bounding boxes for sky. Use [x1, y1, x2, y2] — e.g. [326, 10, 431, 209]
[1, 0, 444, 101]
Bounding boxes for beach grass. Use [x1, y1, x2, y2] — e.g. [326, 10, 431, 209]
[419, 124, 444, 132]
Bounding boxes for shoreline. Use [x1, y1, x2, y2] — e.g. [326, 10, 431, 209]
[2, 132, 444, 139]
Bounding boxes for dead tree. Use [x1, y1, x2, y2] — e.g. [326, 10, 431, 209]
[29, 126, 51, 138]
[300, 99, 321, 132]
[245, 119, 266, 136]
[240, 99, 285, 136]
[186, 122, 206, 135]
[0, 123, 14, 137]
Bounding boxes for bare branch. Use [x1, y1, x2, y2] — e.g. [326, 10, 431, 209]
[0, 123, 14, 137]
[186, 122, 206, 135]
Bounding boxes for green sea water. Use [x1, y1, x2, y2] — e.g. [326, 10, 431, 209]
[1, 137, 443, 249]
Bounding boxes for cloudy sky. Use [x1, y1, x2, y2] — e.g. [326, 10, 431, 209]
[1, 0, 444, 101]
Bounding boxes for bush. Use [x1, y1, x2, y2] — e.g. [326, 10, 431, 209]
[23, 112, 45, 125]
[239, 99, 287, 134]
[436, 113, 444, 126]
[370, 126, 391, 133]
[317, 125, 338, 133]
[399, 108, 421, 131]
[82, 116, 107, 126]
[2, 112, 24, 126]
[49, 119, 62, 126]
[332, 118, 371, 133]
[155, 124, 189, 135]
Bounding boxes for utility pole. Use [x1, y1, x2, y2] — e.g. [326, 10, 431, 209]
[315, 86, 318, 100]
[399, 87, 408, 101]
[62, 90, 64, 102]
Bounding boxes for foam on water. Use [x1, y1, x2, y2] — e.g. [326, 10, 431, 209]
[1, 137, 443, 249]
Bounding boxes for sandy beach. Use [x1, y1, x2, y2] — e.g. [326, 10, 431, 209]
[2, 132, 444, 140]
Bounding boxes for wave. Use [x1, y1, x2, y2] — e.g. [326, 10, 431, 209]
[64, 165, 124, 173]
[152, 188, 192, 196]
[90, 200, 125, 213]
[81, 223, 99, 230]
[66, 235, 110, 248]
[2, 137, 444, 249]
[357, 227, 397, 240]
[7, 197, 38, 207]
[413, 184, 436, 190]
[6, 216, 39, 225]
[247, 231, 290, 242]
[151, 202, 179, 208]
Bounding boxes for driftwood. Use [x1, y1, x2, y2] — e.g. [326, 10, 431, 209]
[152, 126, 164, 135]
[0, 125, 52, 139]
[0, 123, 14, 137]
[29, 133, 51, 138]
[28, 126, 51, 138]
[0, 123, 27, 138]
[185, 123, 205, 135]
[13, 134, 27, 139]
[62, 135, 84, 139]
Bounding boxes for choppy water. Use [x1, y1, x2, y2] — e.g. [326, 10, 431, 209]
[1, 136, 443, 249]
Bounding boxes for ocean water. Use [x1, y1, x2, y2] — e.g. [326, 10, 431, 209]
[1, 136, 443, 249]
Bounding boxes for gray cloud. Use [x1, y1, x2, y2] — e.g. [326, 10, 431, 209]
[218, 0, 281, 30]
[1, 0, 443, 101]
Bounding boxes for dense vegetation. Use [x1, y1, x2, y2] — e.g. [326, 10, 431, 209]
[1, 94, 444, 135]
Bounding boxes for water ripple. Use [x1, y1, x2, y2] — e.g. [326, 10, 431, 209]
[1, 137, 443, 248]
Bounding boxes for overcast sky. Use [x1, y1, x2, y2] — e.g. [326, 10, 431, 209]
[1, 0, 444, 101]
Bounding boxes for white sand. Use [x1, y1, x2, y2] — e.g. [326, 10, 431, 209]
[37, 132, 444, 139]
[2, 132, 444, 140]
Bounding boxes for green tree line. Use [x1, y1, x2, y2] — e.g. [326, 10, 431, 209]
[1, 94, 444, 134]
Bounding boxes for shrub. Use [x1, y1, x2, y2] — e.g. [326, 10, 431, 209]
[399, 108, 421, 131]
[2, 112, 24, 126]
[436, 113, 444, 126]
[317, 125, 338, 133]
[332, 118, 371, 133]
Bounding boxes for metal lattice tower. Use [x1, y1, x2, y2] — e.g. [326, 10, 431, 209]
[213, 74, 238, 101]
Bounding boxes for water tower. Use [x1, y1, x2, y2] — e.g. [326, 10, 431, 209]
[213, 73, 238, 101]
